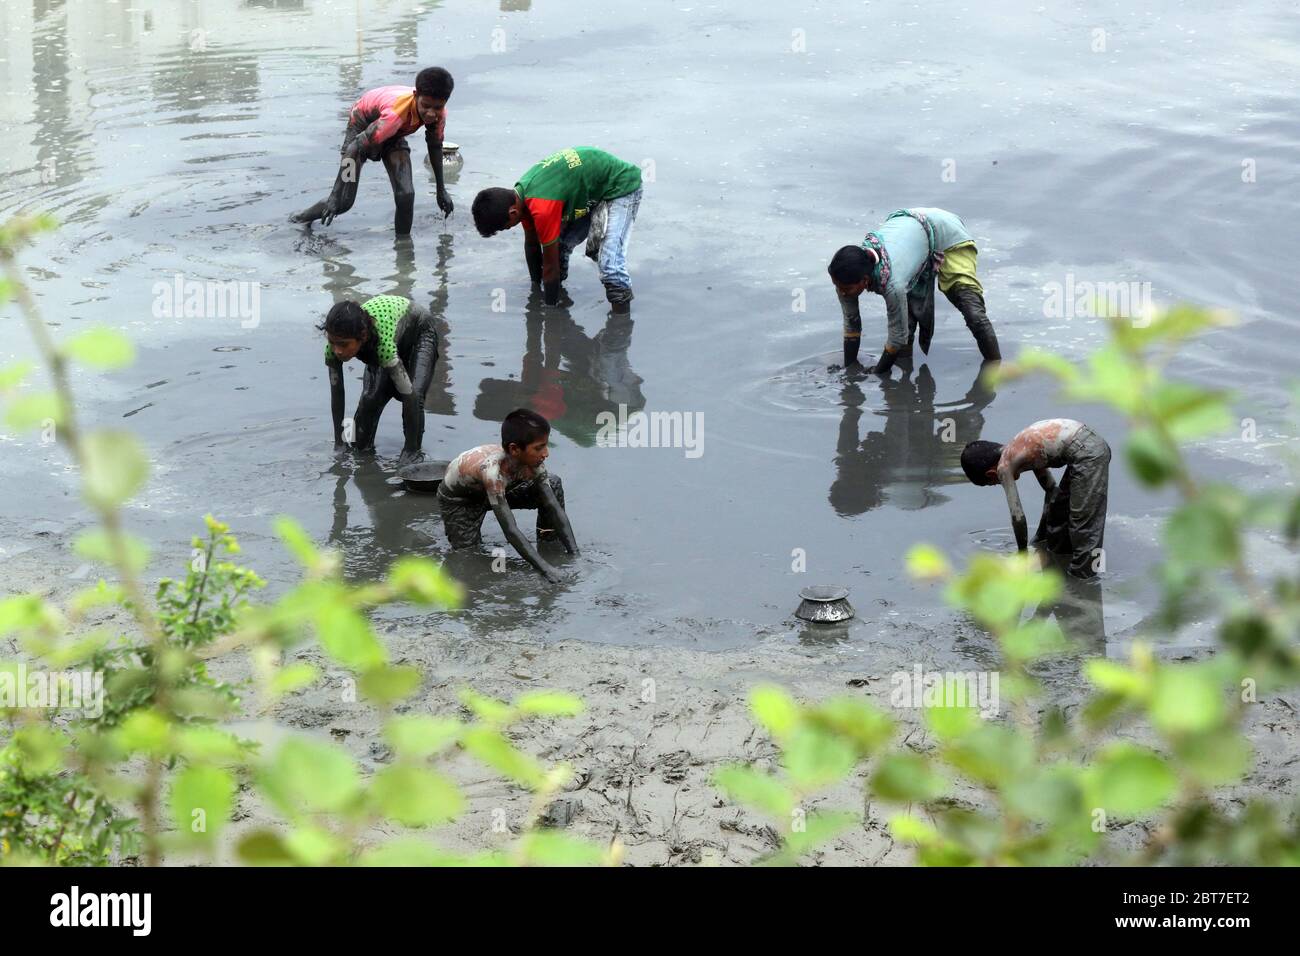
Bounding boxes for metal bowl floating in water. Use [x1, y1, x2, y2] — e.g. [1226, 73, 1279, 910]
[795, 585, 855, 623]
[397, 460, 449, 494]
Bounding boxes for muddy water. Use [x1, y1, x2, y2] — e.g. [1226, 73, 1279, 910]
[1, 0, 1298, 653]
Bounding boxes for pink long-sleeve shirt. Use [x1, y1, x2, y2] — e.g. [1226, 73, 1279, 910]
[349, 85, 446, 147]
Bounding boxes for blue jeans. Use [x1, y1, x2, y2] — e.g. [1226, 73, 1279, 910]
[558, 187, 641, 300]
[597, 188, 641, 295]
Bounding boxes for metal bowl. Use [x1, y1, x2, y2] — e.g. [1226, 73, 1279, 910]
[795, 585, 855, 624]
[397, 459, 449, 494]
[442, 142, 463, 162]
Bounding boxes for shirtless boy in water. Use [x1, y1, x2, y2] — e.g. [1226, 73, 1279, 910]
[961, 419, 1112, 579]
[438, 408, 578, 582]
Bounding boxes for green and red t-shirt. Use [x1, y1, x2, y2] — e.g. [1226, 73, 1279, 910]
[515, 147, 642, 247]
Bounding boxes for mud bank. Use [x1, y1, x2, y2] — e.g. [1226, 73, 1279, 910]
[4, 533, 1296, 867]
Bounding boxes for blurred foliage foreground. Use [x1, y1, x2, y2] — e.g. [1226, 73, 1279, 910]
[2, 215, 1297, 866]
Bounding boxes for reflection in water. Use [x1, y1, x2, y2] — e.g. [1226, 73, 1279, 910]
[797, 620, 852, 648]
[1030, 562, 1108, 650]
[150, 42, 260, 114]
[30, 0, 88, 194]
[424, 233, 456, 417]
[474, 297, 645, 447]
[329, 456, 439, 579]
[830, 360, 996, 517]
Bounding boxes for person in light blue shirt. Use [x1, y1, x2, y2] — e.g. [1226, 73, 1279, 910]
[827, 207, 1001, 376]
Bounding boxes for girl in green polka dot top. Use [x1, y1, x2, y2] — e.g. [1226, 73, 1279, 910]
[320, 294, 439, 466]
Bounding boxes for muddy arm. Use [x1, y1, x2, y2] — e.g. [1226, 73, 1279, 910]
[492, 500, 561, 582]
[524, 231, 544, 285]
[838, 289, 863, 368]
[541, 243, 563, 305]
[538, 479, 578, 555]
[329, 364, 346, 446]
[425, 125, 452, 215]
[1000, 465, 1029, 551]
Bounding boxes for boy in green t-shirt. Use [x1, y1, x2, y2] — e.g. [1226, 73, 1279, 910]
[471, 147, 643, 312]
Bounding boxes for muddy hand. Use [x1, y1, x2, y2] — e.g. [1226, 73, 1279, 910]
[437, 189, 454, 217]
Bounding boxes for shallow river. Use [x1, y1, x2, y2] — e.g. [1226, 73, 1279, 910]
[2, 0, 1298, 653]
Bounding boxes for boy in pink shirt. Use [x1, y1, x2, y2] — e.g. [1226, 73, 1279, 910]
[291, 67, 455, 235]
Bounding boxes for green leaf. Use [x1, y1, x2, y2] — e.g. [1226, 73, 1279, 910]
[1002, 618, 1068, 660]
[371, 766, 464, 826]
[275, 516, 321, 568]
[11, 724, 64, 775]
[1091, 743, 1176, 817]
[357, 663, 422, 705]
[517, 831, 607, 866]
[714, 765, 795, 817]
[4, 392, 63, 430]
[269, 663, 319, 698]
[387, 556, 463, 607]
[315, 600, 386, 671]
[1149, 664, 1224, 734]
[905, 544, 951, 580]
[996, 349, 1081, 389]
[923, 703, 980, 741]
[1002, 765, 1086, 826]
[515, 690, 585, 718]
[1084, 659, 1148, 698]
[1126, 427, 1180, 487]
[888, 813, 941, 846]
[175, 726, 247, 765]
[0, 361, 34, 391]
[1114, 304, 1232, 351]
[1173, 728, 1252, 786]
[870, 753, 947, 802]
[785, 810, 858, 856]
[236, 830, 296, 866]
[82, 430, 149, 509]
[283, 826, 345, 866]
[1071, 347, 1143, 414]
[261, 738, 361, 814]
[0, 594, 59, 636]
[1149, 381, 1232, 441]
[64, 326, 135, 369]
[781, 725, 857, 790]
[74, 529, 150, 572]
[384, 715, 462, 759]
[459, 688, 513, 724]
[1165, 497, 1239, 570]
[806, 697, 894, 754]
[942, 725, 1034, 787]
[69, 580, 126, 615]
[460, 727, 545, 789]
[169, 765, 234, 844]
[114, 709, 171, 756]
[749, 685, 799, 740]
